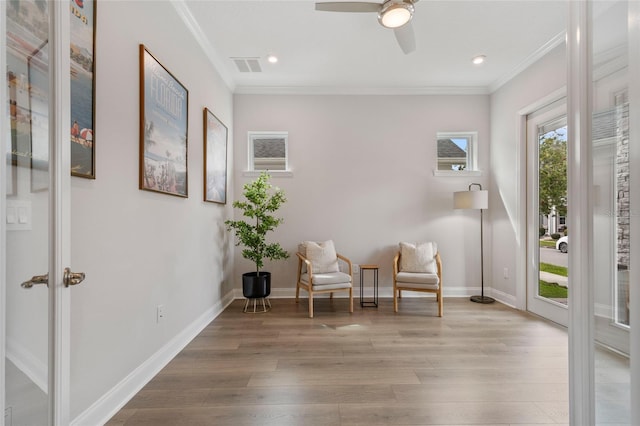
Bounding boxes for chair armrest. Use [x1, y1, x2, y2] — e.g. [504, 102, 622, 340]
[336, 253, 353, 276]
[296, 252, 313, 278]
[393, 252, 400, 278]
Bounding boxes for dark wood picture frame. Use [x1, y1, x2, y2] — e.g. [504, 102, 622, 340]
[139, 45, 189, 198]
[70, 0, 97, 179]
[203, 108, 227, 204]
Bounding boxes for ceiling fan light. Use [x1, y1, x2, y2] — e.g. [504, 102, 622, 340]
[378, 2, 414, 29]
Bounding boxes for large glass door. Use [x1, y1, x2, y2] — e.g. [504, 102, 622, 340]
[3, 1, 73, 425]
[4, 1, 52, 424]
[527, 102, 569, 326]
[590, 1, 632, 423]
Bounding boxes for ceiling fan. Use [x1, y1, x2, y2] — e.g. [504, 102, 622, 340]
[315, 0, 418, 54]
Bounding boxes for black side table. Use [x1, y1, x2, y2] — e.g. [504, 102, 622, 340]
[359, 264, 379, 307]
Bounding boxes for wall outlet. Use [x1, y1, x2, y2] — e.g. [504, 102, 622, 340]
[157, 305, 165, 323]
[503, 267, 509, 279]
[352, 264, 359, 274]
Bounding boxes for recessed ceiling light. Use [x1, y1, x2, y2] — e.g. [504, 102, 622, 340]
[472, 55, 486, 65]
[267, 55, 278, 64]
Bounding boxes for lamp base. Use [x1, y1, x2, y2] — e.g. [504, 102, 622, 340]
[470, 295, 495, 304]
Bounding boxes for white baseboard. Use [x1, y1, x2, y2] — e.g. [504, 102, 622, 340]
[489, 288, 518, 308]
[71, 290, 235, 426]
[5, 336, 48, 393]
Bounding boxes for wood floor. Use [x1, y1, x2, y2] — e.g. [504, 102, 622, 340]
[107, 297, 572, 425]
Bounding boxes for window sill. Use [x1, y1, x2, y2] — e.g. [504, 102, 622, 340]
[242, 170, 294, 178]
[433, 170, 483, 177]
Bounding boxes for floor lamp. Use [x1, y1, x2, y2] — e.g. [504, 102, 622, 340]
[453, 183, 494, 304]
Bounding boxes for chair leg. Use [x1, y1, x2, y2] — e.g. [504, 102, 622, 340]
[393, 285, 398, 313]
[295, 282, 300, 303]
[330, 292, 333, 300]
[349, 287, 353, 313]
[438, 289, 443, 317]
[309, 291, 314, 318]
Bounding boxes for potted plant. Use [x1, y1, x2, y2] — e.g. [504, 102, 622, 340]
[225, 172, 289, 300]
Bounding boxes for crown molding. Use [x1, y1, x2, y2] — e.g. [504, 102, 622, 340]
[489, 31, 566, 94]
[233, 85, 490, 96]
[171, 0, 235, 92]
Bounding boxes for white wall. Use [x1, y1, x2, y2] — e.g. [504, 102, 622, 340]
[489, 44, 566, 306]
[69, 1, 234, 420]
[232, 94, 490, 297]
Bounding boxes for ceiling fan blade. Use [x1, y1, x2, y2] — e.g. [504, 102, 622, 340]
[315, 2, 381, 13]
[394, 21, 416, 54]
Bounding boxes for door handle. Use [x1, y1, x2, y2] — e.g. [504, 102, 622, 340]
[21, 273, 48, 288]
[64, 267, 85, 287]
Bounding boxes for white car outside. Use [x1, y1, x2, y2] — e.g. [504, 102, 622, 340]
[556, 236, 568, 253]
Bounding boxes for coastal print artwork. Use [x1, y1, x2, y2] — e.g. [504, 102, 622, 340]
[139, 45, 189, 197]
[204, 108, 227, 204]
[70, 0, 96, 178]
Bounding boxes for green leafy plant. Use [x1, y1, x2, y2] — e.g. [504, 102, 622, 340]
[539, 133, 567, 217]
[225, 172, 289, 275]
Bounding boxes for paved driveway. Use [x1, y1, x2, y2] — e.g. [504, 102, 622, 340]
[540, 246, 568, 267]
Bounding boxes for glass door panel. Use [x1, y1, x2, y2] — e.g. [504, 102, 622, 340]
[527, 102, 569, 327]
[537, 118, 568, 305]
[5, 1, 51, 424]
[591, 0, 631, 423]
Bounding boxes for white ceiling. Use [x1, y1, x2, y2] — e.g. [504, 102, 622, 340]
[177, 0, 569, 94]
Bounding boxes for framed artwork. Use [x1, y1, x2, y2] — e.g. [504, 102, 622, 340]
[70, 0, 97, 179]
[139, 45, 189, 197]
[203, 108, 227, 204]
[7, 0, 49, 193]
[6, 125, 17, 196]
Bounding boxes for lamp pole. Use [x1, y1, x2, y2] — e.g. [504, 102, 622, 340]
[469, 183, 494, 304]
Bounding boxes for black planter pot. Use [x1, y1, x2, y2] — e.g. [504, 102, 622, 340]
[242, 272, 271, 298]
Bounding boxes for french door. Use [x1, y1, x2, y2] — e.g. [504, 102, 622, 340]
[526, 101, 569, 326]
[2, 1, 74, 425]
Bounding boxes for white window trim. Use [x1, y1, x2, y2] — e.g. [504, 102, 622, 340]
[242, 170, 294, 178]
[434, 131, 479, 175]
[247, 131, 289, 172]
[433, 170, 482, 177]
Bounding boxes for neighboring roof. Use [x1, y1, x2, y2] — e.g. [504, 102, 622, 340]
[437, 139, 466, 158]
[253, 138, 285, 158]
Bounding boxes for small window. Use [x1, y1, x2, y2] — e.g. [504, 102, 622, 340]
[248, 132, 288, 171]
[436, 131, 478, 172]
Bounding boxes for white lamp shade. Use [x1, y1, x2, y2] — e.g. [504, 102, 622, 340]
[453, 189, 488, 210]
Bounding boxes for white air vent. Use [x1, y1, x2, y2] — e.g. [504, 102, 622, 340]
[231, 57, 262, 73]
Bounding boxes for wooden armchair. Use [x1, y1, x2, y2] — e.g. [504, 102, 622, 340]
[393, 242, 443, 316]
[296, 240, 354, 318]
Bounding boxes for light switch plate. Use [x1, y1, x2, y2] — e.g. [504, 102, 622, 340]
[7, 200, 31, 231]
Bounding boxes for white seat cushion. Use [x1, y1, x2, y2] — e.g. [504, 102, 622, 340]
[395, 271, 439, 286]
[300, 272, 352, 291]
[396, 282, 440, 291]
